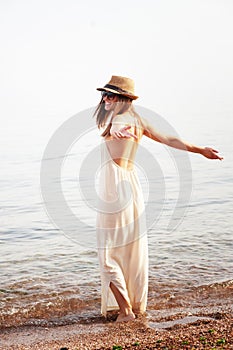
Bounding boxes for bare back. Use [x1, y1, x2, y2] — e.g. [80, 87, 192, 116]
[105, 112, 143, 170]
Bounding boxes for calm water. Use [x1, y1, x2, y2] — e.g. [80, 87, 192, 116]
[0, 109, 232, 328]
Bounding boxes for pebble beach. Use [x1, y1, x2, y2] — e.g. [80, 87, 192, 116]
[1, 281, 232, 350]
[1, 309, 232, 350]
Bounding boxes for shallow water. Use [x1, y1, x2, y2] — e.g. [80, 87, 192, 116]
[0, 110, 232, 329]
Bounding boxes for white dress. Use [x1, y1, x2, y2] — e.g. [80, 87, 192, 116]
[96, 113, 148, 316]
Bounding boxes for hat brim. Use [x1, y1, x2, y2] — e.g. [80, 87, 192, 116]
[96, 87, 138, 100]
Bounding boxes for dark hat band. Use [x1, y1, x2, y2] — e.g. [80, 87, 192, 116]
[104, 84, 134, 96]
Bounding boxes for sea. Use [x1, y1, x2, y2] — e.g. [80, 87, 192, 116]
[0, 106, 232, 329]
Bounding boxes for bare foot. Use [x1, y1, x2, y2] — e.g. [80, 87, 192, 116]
[116, 312, 136, 323]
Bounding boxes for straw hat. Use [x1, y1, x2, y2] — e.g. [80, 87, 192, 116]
[97, 75, 138, 100]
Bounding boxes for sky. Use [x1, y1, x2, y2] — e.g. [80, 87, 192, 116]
[0, 0, 233, 156]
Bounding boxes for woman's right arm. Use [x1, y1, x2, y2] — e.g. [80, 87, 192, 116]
[141, 117, 223, 160]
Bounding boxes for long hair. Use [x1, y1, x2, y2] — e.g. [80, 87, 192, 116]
[93, 95, 142, 137]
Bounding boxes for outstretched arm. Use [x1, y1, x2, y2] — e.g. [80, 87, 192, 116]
[142, 118, 223, 160]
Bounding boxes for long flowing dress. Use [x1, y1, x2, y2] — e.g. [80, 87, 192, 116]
[96, 112, 148, 316]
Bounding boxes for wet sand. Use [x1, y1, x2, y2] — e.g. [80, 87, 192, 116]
[1, 310, 232, 350]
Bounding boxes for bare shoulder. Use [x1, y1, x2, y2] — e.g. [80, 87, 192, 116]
[112, 112, 138, 124]
[139, 116, 149, 128]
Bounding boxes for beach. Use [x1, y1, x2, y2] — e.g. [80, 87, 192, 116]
[1, 279, 232, 349]
[1, 310, 232, 349]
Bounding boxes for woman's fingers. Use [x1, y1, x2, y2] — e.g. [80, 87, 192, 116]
[121, 126, 138, 139]
[112, 125, 138, 140]
[127, 132, 138, 140]
[204, 147, 223, 160]
[211, 148, 223, 160]
[123, 125, 131, 131]
[112, 132, 121, 139]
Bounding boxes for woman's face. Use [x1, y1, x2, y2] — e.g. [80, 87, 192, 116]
[102, 92, 119, 111]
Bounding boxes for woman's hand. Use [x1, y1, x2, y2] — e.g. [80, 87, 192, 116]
[201, 147, 223, 160]
[111, 125, 138, 140]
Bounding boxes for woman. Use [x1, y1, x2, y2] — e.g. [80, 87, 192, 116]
[94, 75, 222, 323]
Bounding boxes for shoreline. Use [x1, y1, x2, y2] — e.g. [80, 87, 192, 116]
[1, 310, 232, 350]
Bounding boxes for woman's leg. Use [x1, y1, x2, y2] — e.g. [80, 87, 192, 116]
[110, 282, 135, 322]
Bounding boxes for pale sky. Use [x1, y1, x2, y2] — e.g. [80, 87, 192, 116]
[0, 0, 233, 155]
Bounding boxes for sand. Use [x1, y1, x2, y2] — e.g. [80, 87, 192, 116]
[1, 311, 232, 350]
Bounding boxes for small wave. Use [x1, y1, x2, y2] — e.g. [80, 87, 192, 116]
[1, 279, 232, 329]
[0, 290, 101, 329]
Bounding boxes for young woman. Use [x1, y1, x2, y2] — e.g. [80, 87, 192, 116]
[94, 75, 223, 323]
